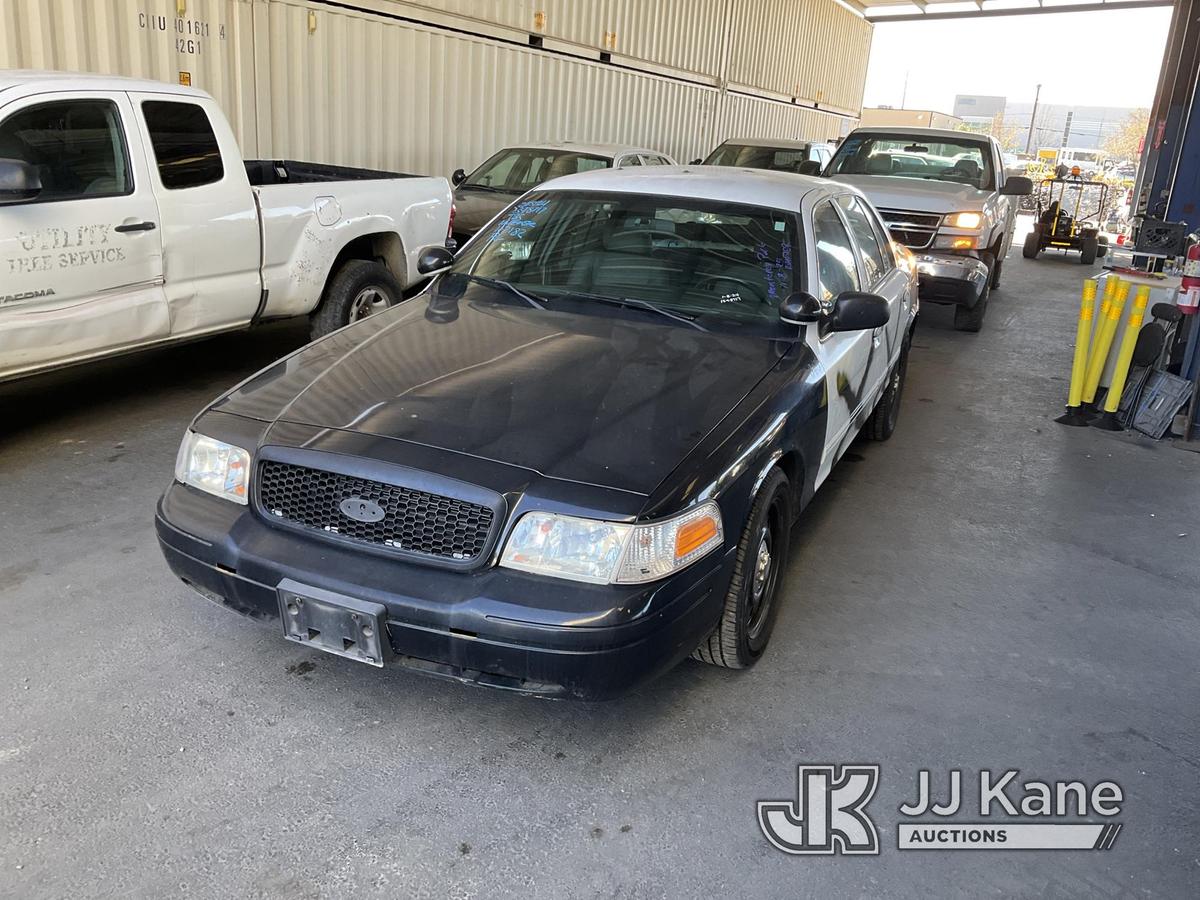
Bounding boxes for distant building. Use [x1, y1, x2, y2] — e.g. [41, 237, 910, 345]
[1006, 102, 1140, 152]
[859, 108, 963, 130]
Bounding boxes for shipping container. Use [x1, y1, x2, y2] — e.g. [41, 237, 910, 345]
[1, 0, 868, 177]
[859, 108, 963, 130]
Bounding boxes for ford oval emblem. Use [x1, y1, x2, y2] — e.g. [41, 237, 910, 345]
[339, 497, 385, 523]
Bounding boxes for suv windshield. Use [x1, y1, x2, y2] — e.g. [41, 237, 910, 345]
[464, 148, 610, 192]
[703, 143, 810, 173]
[450, 190, 799, 325]
[828, 133, 995, 190]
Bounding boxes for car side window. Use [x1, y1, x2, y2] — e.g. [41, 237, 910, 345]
[141, 101, 224, 189]
[836, 195, 890, 287]
[640, 154, 665, 166]
[812, 200, 860, 306]
[0, 99, 131, 203]
[617, 155, 642, 168]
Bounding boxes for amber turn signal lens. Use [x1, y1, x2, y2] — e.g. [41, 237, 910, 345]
[675, 516, 718, 559]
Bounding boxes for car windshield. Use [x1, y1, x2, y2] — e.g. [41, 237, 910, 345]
[703, 143, 810, 173]
[828, 133, 995, 190]
[464, 148, 610, 191]
[449, 190, 799, 326]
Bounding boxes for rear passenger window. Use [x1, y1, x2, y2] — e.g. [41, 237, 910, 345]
[618, 156, 642, 167]
[141, 101, 223, 189]
[812, 200, 860, 304]
[0, 100, 131, 203]
[837, 195, 890, 287]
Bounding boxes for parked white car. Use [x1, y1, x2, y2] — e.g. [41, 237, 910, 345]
[826, 126, 1031, 332]
[0, 71, 454, 383]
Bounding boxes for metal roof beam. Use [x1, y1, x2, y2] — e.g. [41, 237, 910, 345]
[867, 0, 1170, 23]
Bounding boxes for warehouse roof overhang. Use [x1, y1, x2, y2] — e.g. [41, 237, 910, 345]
[849, 0, 1171, 23]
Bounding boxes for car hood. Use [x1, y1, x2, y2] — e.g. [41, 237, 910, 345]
[212, 285, 786, 495]
[830, 174, 993, 214]
[452, 186, 521, 236]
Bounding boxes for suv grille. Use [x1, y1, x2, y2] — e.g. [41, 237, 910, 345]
[878, 208, 942, 250]
[257, 461, 495, 562]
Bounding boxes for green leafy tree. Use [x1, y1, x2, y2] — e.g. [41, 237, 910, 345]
[1102, 109, 1150, 162]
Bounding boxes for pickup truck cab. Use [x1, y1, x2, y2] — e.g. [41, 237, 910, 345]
[0, 71, 453, 383]
[826, 126, 1031, 332]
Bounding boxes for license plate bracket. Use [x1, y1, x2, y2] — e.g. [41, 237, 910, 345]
[277, 578, 387, 667]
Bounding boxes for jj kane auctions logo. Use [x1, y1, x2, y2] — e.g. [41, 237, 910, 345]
[759, 765, 1123, 854]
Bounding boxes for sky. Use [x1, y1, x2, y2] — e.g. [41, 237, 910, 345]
[862, 7, 1173, 113]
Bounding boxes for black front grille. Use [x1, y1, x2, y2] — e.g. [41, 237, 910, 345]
[257, 461, 495, 562]
[878, 208, 942, 250]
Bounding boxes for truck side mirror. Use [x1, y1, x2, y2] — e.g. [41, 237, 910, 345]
[1001, 175, 1033, 196]
[451, 168, 467, 186]
[796, 160, 822, 176]
[778, 291, 825, 325]
[0, 159, 42, 204]
[417, 246, 454, 275]
[830, 292, 889, 332]
[689, 158, 703, 165]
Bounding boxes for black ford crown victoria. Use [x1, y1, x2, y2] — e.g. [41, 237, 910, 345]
[156, 167, 918, 699]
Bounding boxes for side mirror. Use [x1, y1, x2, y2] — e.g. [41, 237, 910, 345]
[778, 292, 825, 325]
[451, 168, 467, 187]
[689, 158, 703, 165]
[417, 245, 454, 275]
[1000, 175, 1033, 196]
[830, 292, 889, 332]
[0, 159, 42, 204]
[796, 160, 822, 176]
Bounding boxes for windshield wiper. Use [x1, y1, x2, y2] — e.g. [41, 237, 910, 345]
[462, 273, 548, 310]
[556, 290, 709, 333]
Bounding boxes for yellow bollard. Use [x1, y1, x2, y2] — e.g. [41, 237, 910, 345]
[1080, 277, 1130, 411]
[1056, 279, 1098, 426]
[1092, 285, 1151, 430]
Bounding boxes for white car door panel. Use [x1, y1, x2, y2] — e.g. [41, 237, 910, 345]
[0, 91, 167, 380]
[129, 93, 259, 336]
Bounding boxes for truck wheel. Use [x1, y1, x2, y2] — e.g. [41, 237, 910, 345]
[1022, 232, 1040, 259]
[692, 469, 791, 670]
[310, 260, 403, 339]
[953, 284, 989, 333]
[865, 335, 910, 441]
[990, 258, 1003, 289]
[1080, 237, 1099, 265]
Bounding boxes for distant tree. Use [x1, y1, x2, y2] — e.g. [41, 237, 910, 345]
[957, 113, 1021, 151]
[1102, 109, 1150, 162]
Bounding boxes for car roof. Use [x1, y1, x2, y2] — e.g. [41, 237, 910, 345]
[849, 125, 993, 144]
[717, 136, 828, 150]
[506, 141, 670, 159]
[0, 69, 211, 100]
[530, 165, 855, 211]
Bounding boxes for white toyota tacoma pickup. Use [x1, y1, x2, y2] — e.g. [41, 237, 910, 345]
[826, 126, 1031, 332]
[0, 72, 453, 383]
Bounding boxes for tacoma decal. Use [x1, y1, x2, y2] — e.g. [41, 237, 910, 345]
[0, 288, 55, 307]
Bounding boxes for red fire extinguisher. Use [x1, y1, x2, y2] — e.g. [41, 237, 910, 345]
[1182, 238, 1200, 315]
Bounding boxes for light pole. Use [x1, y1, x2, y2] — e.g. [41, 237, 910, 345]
[1025, 83, 1042, 155]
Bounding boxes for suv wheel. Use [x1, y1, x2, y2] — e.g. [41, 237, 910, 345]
[953, 283, 990, 333]
[693, 469, 791, 670]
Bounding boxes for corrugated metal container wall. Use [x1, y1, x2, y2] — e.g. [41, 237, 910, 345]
[0, 0, 261, 153]
[718, 92, 853, 147]
[262, 0, 719, 175]
[366, 0, 730, 80]
[725, 0, 871, 113]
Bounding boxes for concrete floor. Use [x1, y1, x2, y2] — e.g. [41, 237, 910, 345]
[2, 224, 1199, 897]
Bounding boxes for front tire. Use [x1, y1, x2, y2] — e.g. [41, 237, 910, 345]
[953, 283, 990, 333]
[1022, 231, 1040, 259]
[693, 469, 791, 670]
[865, 335, 910, 441]
[1080, 236, 1099, 265]
[310, 259, 403, 340]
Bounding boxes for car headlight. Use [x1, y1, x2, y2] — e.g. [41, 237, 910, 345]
[499, 501, 723, 584]
[944, 211, 983, 229]
[174, 430, 251, 505]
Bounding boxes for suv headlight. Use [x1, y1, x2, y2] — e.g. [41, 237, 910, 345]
[944, 211, 983, 229]
[499, 501, 723, 584]
[174, 430, 251, 505]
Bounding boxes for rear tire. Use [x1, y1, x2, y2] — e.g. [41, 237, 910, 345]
[1022, 232, 1040, 259]
[310, 259, 403, 340]
[1080, 236, 1098, 265]
[953, 283, 989, 333]
[693, 469, 791, 670]
[865, 335, 910, 441]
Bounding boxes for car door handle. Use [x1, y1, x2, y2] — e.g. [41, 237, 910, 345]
[114, 221, 157, 233]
